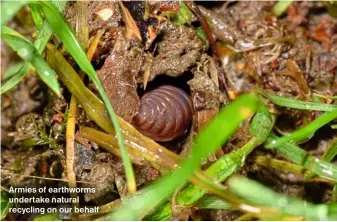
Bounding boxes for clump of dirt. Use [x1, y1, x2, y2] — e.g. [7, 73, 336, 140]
[96, 37, 142, 122]
[149, 23, 205, 80]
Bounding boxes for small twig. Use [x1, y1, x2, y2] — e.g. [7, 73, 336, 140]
[184, 1, 230, 100]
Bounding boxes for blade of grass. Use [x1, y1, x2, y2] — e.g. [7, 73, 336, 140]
[256, 89, 337, 111]
[313, 93, 337, 100]
[1, 0, 27, 25]
[333, 185, 337, 203]
[266, 135, 337, 182]
[195, 195, 232, 210]
[266, 111, 337, 148]
[306, 138, 337, 180]
[166, 171, 280, 220]
[1, 63, 30, 93]
[272, 0, 293, 17]
[1, 1, 67, 94]
[0, 191, 13, 220]
[227, 175, 337, 220]
[3, 61, 26, 80]
[29, 3, 44, 29]
[108, 94, 261, 220]
[1, 25, 60, 96]
[255, 156, 305, 175]
[33, 1, 136, 194]
[321, 138, 337, 163]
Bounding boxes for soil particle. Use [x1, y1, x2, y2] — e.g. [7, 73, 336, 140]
[149, 24, 205, 81]
[74, 142, 96, 175]
[188, 55, 225, 111]
[309, 52, 337, 93]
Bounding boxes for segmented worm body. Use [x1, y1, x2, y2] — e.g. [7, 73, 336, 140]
[132, 85, 193, 141]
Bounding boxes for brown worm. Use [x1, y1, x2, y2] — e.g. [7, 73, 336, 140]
[132, 85, 194, 141]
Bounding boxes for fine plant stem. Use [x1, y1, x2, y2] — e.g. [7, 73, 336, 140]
[321, 138, 337, 163]
[313, 93, 337, 100]
[254, 156, 305, 175]
[256, 89, 337, 111]
[266, 111, 337, 148]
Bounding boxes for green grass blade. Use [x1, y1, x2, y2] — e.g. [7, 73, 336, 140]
[321, 139, 337, 163]
[332, 124, 337, 129]
[3, 61, 26, 80]
[306, 138, 337, 179]
[33, 0, 67, 53]
[333, 185, 337, 203]
[255, 156, 305, 175]
[0, 191, 13, 220]
[256, 89, 337, 111]
[1, 63, 30, 94]
[272, 0, 293, 17]
[1, 25, 60, 96]
[1, 0, 27, 25]
[29, 3, 44, 29]
[228, 176, 337, 220]
[32, 1, 136, 194]
[195, 195, 233, 210]
[313, 93, 337, 100]
[249, 109, 274, 143]
[109, 94, 261, 220]
[266, 111, 337, 148]
[267, 135, 337, 182]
